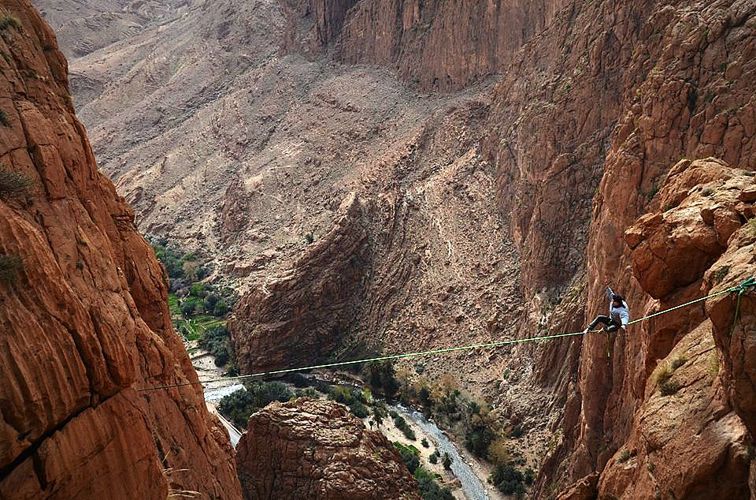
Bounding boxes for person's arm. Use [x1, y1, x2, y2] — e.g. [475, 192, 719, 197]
[606, 287, 614, 310]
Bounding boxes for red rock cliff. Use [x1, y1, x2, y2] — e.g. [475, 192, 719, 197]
[303, 0, 569, 91]
[0, 1, 241, 498]
[507, 0, 756, 495]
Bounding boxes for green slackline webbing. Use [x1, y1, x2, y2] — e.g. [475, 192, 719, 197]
[138, 278, 755, 393]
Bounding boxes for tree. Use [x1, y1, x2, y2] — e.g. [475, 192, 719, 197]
[442, 453, 453, 470]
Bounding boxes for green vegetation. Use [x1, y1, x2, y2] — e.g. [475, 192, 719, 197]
[0, 9, 21, 32]
[198, 326, 232, 366]
[326, 385, 371, 418]
[395, 444, 454, 500]
[363, 360, 400, 400]
[0, 110, 9, 127]
[490, 463, 529, 497]
[392, 413, 416, 441]
[150, 237, 238, 365]
[414, 467, 454, 500]
[713, 265, 730, 285]
[218, 381, 294, 429]
[394, 442, 420, 473]
[0, 254, 21, 283]
[441, 452, 452, 470]
[0, 166, 33, 199]
[421, 438, 429, 448]
[429, 451, 438, 464]
[617, 449, 635, 463]
[655, 361, 683, 396]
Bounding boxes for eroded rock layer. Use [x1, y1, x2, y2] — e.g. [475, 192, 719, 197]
[0, 1, 241, 498]
[236, 398, 420, 500]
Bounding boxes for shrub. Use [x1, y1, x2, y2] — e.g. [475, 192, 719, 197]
[0, 110, 9, 126]
[394, 443, 420, 473]
[656, 360, 683, 396]
[0, 167, 32, 198]
[393, 414, 416, 440]
[0, 9, 21, 32]
[0, 254, 21, 283]
[181, 300, 197, 317]
[304, 232, 314, 244]
[189, 282, 206, 297]
[213, 300, 229, 316]
[659, 379, 681, 396]
[524, 468, 535, 486]
[372, 406, 384, 426]
[510, 425, 524, 438]
[429, 452, 438, 464]
[671, 357, 687, 370]
[442, 452, 452, 470]
[617, 449, 634, 463]
[218, 381, 294, 428]
[363, 361, 400, 400]
[415, 467, 454, 500]
[487, 438, 510, 466]
[465, 424, 494, 458]
[421, 438, 429, 448]
[349, 400, 369, 418]
[491, 463, 526, 496]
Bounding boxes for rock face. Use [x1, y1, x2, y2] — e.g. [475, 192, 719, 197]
[231, 193, 371, 372]
[589, 160, 755, 499]
[236, 398, 420, 500]
[530, 0, 756, 493]
[0, 1, 241, 498]
[314, 0, 569, 91]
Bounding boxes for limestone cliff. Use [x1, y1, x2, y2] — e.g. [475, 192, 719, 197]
[236, 398, 420, 499]
[0, 1, 241, 498]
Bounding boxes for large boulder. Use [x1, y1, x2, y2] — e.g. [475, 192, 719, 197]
[236, 399, 420, 500]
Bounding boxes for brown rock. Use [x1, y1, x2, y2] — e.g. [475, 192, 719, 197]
[236, 399, 420, 500]
[0, 1, 241, 498]
[230, 193, 370, 373]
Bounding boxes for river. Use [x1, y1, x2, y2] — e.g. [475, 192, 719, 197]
[392, 404, 491, 500]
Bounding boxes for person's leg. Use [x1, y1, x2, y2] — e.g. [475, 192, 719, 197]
[604, 319, 621, 333]
[587, 315, 612, 330]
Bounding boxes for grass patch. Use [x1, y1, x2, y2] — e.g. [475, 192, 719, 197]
[707, 352, 720, 378]
[617, 449, 636, 463]
[0, 254, 21, 283]
[655, 362, 683, 396]
[746, 218, 756, 238]
[0, 9, 21, 32]
[671, 357, 687, 370]
[713, 266, 730, 285]
[0, 166, 33, 199]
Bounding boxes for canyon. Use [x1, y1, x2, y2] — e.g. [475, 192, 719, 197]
[2, 0, 754, 498]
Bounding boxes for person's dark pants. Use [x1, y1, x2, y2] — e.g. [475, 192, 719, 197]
[588, 315, 620, 332]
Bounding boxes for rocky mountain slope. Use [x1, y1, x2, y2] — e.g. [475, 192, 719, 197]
[0, 1, 240, 497]
[236, 399, 420, 499]
[28, 0, 756, 497]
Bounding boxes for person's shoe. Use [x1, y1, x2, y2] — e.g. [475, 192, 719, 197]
[582, 327, 590, 334]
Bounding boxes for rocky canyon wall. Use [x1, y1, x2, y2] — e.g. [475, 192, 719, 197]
[306, 0, 570, 91]
[504, 0, 756, 495]
[0, 1, 241, 497]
